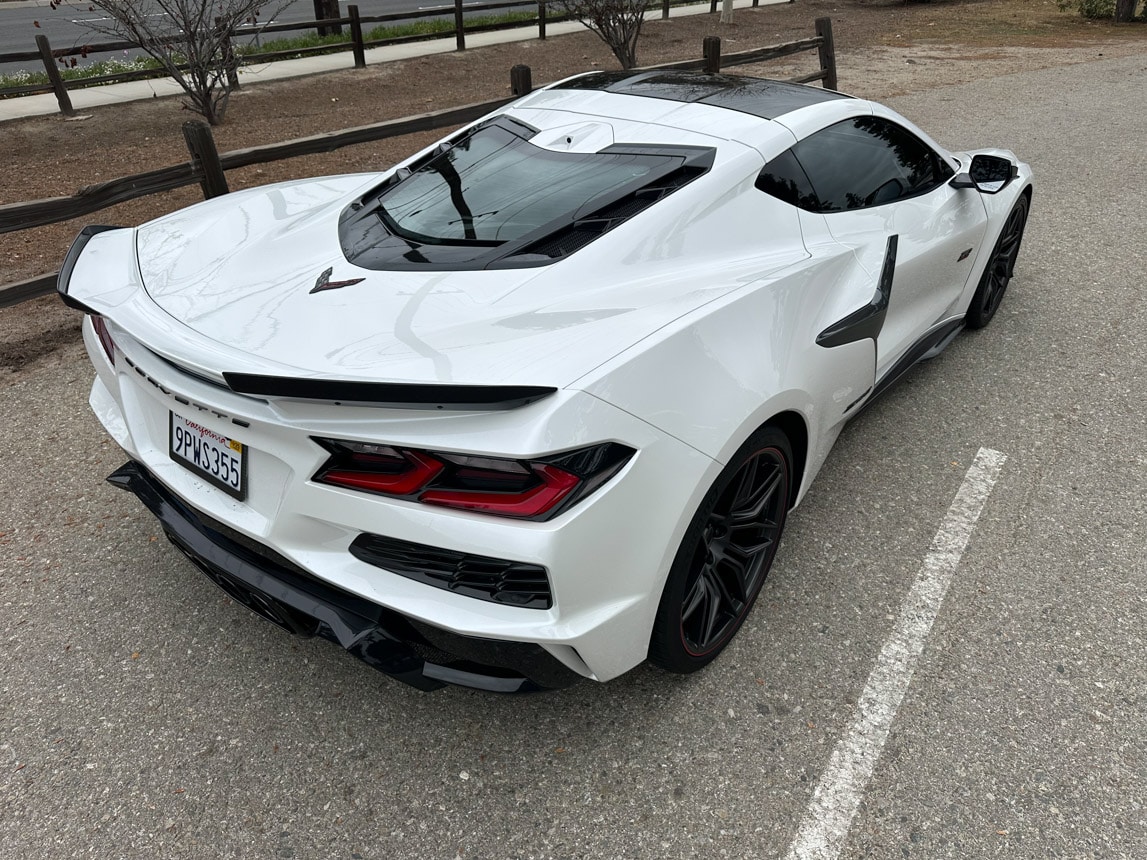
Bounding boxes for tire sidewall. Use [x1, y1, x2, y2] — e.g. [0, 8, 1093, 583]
[967, 193, 1029, 330]
[648, 426, 792, 674]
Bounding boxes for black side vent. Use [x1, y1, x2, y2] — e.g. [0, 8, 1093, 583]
[511, 165, 707, 261]
[350, 534, 553, 610]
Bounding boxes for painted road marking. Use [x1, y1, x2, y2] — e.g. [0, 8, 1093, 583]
[784, 446, 1008, 860]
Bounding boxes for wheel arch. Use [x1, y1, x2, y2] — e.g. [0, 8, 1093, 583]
[765, 410, 808, 510]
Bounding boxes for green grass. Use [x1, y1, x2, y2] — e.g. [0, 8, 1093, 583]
[234, 31, 350, 57]
[234, 10, 541, 56]
[0, 55, 163, 89]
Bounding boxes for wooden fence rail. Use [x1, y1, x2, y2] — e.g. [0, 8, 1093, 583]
[0, 21, 837, 309]
[0, 0, 764, 107]
[0, 0, 546, 105]
[0, 97, 514, 236]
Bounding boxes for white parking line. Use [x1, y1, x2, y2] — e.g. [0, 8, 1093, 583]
[784, 446, 1008, 860]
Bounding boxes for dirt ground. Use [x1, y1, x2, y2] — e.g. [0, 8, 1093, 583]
[2, 0, 1145, 374]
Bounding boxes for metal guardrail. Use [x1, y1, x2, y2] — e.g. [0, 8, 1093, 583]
[0, 21, 837, 309]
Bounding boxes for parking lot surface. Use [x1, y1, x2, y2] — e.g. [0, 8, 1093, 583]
[2, 53, 1145, 859]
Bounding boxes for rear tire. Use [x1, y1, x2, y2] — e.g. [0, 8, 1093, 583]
[966, 194, 1029, 330]
[649, 427, 791, 674]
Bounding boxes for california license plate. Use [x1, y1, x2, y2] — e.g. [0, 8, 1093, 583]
[169, 412, 246, 500]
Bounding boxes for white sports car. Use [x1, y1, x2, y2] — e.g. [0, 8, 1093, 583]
[60, 71, 1031, 692]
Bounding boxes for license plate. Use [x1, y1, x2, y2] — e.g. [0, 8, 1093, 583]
[169, 412, 247, 500]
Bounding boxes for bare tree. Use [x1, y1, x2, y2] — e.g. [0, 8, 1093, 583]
[555, 0, 650, 70]
[50, 0, 284, 124]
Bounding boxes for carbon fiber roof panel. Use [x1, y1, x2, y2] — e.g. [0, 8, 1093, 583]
[555, 71, 848, 120]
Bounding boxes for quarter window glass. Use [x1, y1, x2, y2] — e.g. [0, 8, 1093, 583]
[756, 149, 820, 210]
[792, 117, 948, 212]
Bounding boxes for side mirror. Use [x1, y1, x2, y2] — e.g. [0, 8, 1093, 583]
[949, 154, 1017, 194]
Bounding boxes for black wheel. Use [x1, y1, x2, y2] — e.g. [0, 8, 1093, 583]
[966, 194, 1029, 329]
[649, 427, 791, 674]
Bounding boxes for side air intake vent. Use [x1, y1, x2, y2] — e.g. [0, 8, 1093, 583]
[349, 534, 553, 610]
[508, 165, 708, 261]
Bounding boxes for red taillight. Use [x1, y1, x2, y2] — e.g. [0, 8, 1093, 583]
[421, 463, 579, 518]
[322, 448, 444, 495]
[312, 439, 634, 521]
[90, 315, 116, 366]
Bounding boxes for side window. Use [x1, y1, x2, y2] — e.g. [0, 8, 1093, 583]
[791, 117, 952, 212]
[756, 149, 820, 210]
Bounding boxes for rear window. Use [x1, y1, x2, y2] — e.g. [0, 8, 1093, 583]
[379, 122, 671, 245]
[340, 118, 715, 270]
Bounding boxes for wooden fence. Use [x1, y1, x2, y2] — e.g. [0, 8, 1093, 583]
[0, 21, 837, 309]
[0, 0, 782, 113]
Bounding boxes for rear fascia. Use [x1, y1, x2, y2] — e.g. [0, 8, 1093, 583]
[82, 326, 718, 683]
[109, 460, 582, 692]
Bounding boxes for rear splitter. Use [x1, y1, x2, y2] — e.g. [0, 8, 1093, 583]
[107, 461, 583, 693]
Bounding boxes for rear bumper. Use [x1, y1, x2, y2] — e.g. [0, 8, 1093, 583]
[108, 460, 583, 693]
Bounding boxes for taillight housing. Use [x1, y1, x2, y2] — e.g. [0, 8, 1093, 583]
[89, 314, 116, 366]
[312, 439, 634, 521]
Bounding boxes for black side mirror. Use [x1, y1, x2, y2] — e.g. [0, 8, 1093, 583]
[950, 154, 1017, 194]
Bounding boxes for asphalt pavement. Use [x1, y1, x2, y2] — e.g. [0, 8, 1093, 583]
[1, 50, 1145, 860]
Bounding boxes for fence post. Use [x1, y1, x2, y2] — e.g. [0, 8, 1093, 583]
[454, 0, 466, 51]
[182, 121, 230, 200]
[537, 1, 546, 40]
[662, 0, 669, 19]
[709, 0, 717, 12]
[815, 17, 837, 90]
[215, 18, 240, 90]
[35, 35, 74, 118]
[326, 0, 343, 36]
[510, 64, 532, 96]
[703, 35, 721, 74]
[313, 0, 329, 36]
[348, 4, 366, 68]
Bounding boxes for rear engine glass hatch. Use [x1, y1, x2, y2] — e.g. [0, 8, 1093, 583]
[339, 117, 715, 271]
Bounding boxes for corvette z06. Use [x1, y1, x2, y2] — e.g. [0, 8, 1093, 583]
[59, 71, 1032, 692]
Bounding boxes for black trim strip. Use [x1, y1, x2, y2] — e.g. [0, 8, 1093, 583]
[843, 386, 873, 415]
[816, 235, 898, 349]
[222, 374, 558, 411]
[850, 317, 966, 419]
[56, 225, 124, 312]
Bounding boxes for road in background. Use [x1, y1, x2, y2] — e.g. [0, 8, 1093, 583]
[0, 0, 534, 76]
[1, 52, 1144, 859]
